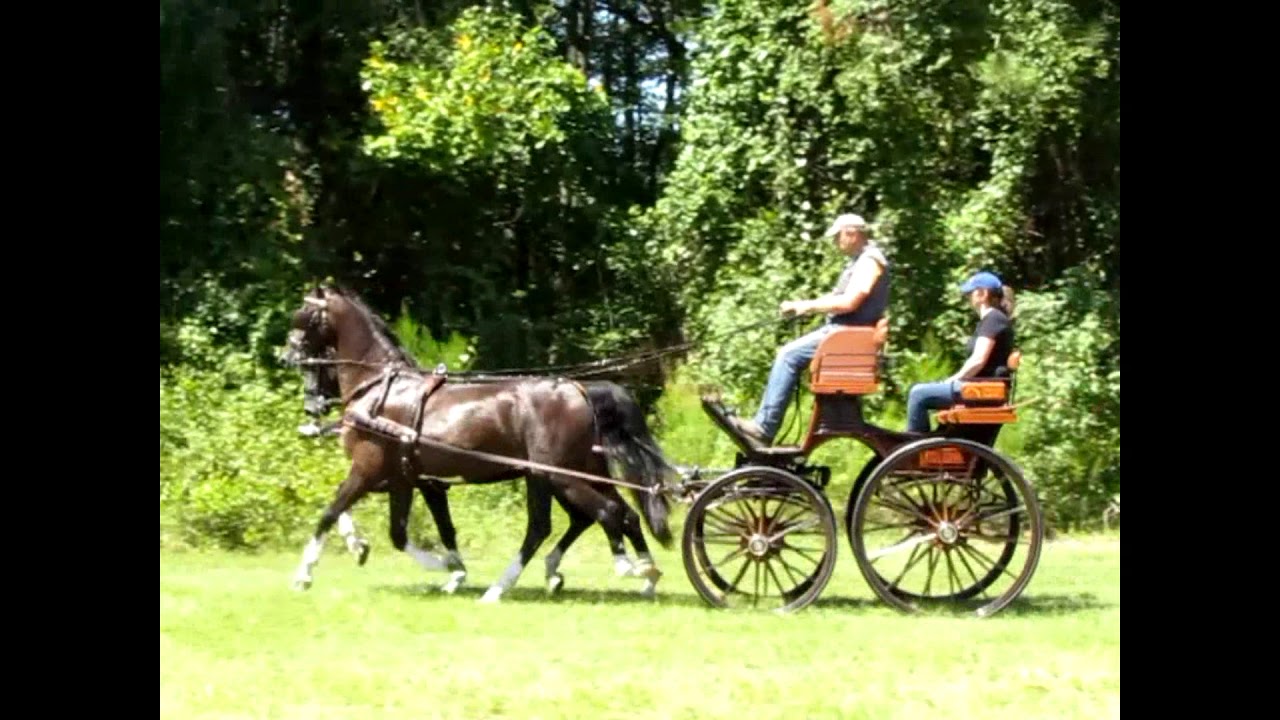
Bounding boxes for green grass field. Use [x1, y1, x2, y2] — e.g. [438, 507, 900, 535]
[160, 528, 1119, 720]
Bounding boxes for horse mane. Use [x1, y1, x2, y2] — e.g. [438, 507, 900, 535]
[324, 284, 424, 370]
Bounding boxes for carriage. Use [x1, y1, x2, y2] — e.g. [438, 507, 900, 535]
[286, 286, 1043, 618]
[674, 319, 1042, 617]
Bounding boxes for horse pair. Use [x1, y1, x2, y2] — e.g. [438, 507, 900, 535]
[283, 284, 677, 602]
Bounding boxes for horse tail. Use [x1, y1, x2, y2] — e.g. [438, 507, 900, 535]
[584, 381, 674, 548]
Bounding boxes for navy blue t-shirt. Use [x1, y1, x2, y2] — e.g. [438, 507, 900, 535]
[966, 309, 1014, 377]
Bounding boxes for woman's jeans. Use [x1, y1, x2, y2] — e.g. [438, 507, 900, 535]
[753, 325, 835, 440]
[906, 380, 962, 432]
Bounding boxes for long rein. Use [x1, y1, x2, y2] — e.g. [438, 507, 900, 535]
[296, 314, 801, 494]
[297, 313, 797, 382]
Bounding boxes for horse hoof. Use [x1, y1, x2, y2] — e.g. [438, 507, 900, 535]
[479, 587, 503, 604]
[547, 573, 564, 595]
[356, 541, 371, 567]
[292, 578, 312, 591]
[441, 571, 466, 595]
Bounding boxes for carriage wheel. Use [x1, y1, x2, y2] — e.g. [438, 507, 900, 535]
[849, 438, 1043, 617]
[844, 455, 1018, 603]
[682, 466, 838, 613]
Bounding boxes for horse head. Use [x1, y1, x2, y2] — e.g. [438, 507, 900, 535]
[284, 284, 423, 416]
[281, 287, 341, 416]
[285, 287, 335, 361]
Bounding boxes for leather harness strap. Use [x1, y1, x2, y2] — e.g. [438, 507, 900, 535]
[397, 368, 449, 479]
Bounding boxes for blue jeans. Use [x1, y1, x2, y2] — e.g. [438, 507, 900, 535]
[906, 380, 962, 432]
[753, 325, 835, 439]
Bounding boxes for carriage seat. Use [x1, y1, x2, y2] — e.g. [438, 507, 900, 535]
[808, 318, 890, 396]
[936, 350, 1022, 425]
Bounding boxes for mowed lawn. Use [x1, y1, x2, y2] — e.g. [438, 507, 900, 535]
[160, 532, 1119, 720]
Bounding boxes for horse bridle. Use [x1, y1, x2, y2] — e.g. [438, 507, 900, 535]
[285, 295, 420, 411]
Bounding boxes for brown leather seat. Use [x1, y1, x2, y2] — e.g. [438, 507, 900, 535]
[808, 318, 890, 396]
[937, 350, 1024, 425]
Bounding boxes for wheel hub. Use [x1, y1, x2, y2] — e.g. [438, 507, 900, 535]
[747, 534, 772, 558]
[936, 521, 959, 545]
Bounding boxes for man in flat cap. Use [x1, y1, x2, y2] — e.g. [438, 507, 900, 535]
[730, 212, 890, 445]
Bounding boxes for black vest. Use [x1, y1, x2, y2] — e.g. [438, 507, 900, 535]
[827, 244, 891, 326]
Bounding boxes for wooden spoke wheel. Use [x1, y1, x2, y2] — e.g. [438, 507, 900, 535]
[682, 466, 838, 613]
[844, 454, 1018, 601]
[849, 438, 1043, 617]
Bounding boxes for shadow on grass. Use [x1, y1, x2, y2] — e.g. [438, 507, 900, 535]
[806, 595, 897, 611]
[995, 592, 1113, 615]
[832, 591, 1113, 618]
[371, 582, 1111, 617]
[370, 582, 713, 609]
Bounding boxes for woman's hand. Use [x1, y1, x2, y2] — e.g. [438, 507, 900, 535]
[953, 337, 996, 380]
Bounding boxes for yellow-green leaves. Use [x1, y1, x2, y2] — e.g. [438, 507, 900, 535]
[360, 9, 610, 175]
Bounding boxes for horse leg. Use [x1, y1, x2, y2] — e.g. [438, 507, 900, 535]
[480, 476, 553, 604]
[542, 494, 595, 595]
[415, 479, 468, 594]
[387, 480, 449, 579]
[550, 477, 655, 595]
[293, 470, 368, 590]
[336, 511, 371, 566]
[598, 483, 662, 598]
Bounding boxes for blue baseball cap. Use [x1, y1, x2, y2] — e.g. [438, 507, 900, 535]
[959, 271, 1003, 293]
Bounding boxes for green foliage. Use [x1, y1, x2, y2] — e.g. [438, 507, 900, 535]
[390, 301, 477, 371]
[347, 7, 682, 374]
[160, 0, 1120, 538]
[361, 7, 612, 182]
[159, 362, 347, 550]
[160, 358, 473, 551]
[627, 0, 1118, 527]
[160, 0, 321, 345]
[161, 274, 301, 370]
[1006, 269, 1120, 529]
[639, 0, 1117, 362]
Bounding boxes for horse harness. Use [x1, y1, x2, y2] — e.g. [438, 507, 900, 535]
[342, 363, 449, 482]
[335, 366, 661, 494]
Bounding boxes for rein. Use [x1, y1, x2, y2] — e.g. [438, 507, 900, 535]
[305, 362, 663, 495]
[298, 313, 797, 382]
[291, 308, 801, 496]
[341, 407, 663, 495]
[457, 314, 793, 379]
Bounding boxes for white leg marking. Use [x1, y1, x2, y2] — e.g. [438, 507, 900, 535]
[337, 513, 363, 554]
[545, 547, 565, 593]
[406, 541, 449, 572]
[641, 576, 659, 599]
[634, 552, 661, 596]
[614, 553, 636, 577]
[292, 535, 326, 590]
[480, 554, 527, 603]
[337, 512, 356, 536]
[440, 549, 467, 593]
[442, 570, 467, 595]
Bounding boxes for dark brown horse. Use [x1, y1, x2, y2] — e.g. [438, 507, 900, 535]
[290, 323, 653, 596]
[291, 345, 475, 593]
[284, 284, 674, 602]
